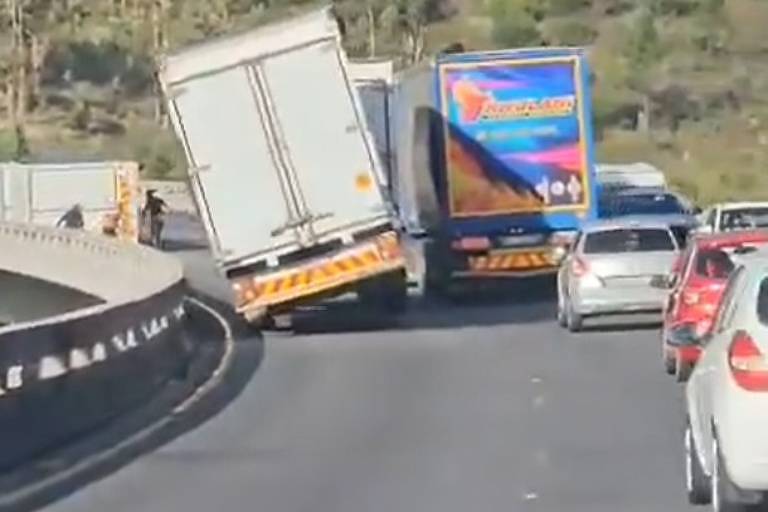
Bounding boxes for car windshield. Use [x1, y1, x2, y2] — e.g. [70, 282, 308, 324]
[599, 193, 686, 217]
[694, 249, 735, 279]
[759, 278, 768, 325]
[583, 228, 675, 254]
[720, 207, 768, 231]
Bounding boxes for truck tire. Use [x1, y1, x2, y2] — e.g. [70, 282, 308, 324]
[423, 239, 453, 301]
[382, 275, 408, 314]
[358, 270, 408, 314]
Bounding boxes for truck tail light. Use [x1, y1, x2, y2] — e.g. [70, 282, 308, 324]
[452, 236, 491, 251]
[729, 330, 768, 392]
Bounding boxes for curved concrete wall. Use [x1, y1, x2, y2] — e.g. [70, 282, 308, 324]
[0, 271, 102, 325]
[0, 223, 181, 306]
[0, 222, 188, 471]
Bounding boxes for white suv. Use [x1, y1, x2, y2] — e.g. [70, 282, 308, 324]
[698, 202, 768, 234]
[683, 248, 768, 511]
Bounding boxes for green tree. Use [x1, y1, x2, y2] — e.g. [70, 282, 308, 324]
[690, 0, 728, 55]
[622, 8, 664, 132]
[490, 3, 541, 48]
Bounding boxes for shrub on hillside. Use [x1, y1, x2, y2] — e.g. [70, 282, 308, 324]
[547, 0, 592, 16]
[651, 0, 699, 16]
[489, 0, 548, 21]
[544, 19, 597, 46]
[491, 6, 542, 47]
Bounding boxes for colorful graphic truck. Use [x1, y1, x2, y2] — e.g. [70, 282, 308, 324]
[392, 48, 598, 286]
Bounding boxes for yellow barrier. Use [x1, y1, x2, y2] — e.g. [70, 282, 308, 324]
[232, 232, 404, 312]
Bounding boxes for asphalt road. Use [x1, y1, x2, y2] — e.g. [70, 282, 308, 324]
[43, 243, 696, 512]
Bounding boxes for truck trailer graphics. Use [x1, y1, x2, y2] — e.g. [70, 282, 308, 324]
[438, 56, 591, 218]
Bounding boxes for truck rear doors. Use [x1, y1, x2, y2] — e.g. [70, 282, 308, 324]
[162, 9, 390, 270]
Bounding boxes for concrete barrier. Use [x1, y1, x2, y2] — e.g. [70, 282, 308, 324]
[0, 222, 187, 471]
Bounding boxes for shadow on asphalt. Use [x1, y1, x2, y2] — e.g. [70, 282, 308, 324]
[0, 295, 263, 512]
[162, 239, 209, 252]
[578, 316, 662, 334]
[272, 277, 560, 336]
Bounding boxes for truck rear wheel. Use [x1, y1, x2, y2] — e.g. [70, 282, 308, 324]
[358, 270, 408, 314]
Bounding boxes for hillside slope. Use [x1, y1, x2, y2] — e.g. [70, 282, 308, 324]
[1, 0, 765, 203]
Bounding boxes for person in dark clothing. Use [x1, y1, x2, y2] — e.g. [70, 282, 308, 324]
[56, 204, 84, 229]
[142, 189, 168, 247]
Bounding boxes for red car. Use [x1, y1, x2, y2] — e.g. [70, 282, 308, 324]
[661, 230, 768, 381]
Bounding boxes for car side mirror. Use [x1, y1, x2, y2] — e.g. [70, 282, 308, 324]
[692, 206, 703, 215]
[667, 323, 706, 348]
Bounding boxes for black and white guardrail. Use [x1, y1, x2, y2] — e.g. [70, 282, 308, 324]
[0, 222, 188, 471]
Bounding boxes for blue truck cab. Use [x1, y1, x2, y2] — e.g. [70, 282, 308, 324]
[405, 48, 599, 283]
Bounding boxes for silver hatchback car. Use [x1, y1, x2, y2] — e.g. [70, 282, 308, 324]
[557, 218, 682, 331]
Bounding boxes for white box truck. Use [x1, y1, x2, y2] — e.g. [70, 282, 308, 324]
[158, 7, 407, 323]
[0, 161, 140, 242]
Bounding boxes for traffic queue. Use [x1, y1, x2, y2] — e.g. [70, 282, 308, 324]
[558, 164, 768, 512]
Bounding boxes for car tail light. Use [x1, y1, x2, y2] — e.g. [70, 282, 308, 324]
[728, 330, 768, 392]
[572, 256, 590, 277]
[451, 236, 491, 251]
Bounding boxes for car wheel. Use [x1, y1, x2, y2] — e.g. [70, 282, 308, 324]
[557, 293, 567, 328]
[566, 302, 583, 333]
[664, 351, 676, 375]
[677, 359, 695, 383]
[685, 421, 710, 505]
[712, 437, 747, 512]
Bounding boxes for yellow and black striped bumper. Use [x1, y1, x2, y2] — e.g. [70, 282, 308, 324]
[455, 248, 560, 277]
[232, 232, 405, 312]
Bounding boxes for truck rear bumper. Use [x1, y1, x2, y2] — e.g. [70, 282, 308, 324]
[453, 267, 559, 278]
[232, 231, 405, 314]
[453, 247, 561, 278]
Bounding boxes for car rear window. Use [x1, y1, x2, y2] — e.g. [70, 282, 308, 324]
[599, 193, 686, 217]
[758, 278, 768, 325]
[721, 207, 768, 231]
[694, 249, 735, 279]
[583, 228, 675, 254]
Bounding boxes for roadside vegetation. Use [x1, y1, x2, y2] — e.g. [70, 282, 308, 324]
[0, 0, 766, 203]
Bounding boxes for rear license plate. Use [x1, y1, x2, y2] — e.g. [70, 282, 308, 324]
[497, 234, 546, 247]
[605, 276, 655, 287]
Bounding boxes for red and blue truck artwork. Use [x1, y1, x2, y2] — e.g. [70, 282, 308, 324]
[426, 48, 598, 280]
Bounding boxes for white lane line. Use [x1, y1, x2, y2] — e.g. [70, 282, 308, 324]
[0, 296, 236, 508]
[172, 296, 234, 415]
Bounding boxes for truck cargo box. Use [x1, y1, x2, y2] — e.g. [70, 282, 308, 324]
[159, 7, 394, 272]
[393, 48, 598, 280]
[159, 7, 407, 320]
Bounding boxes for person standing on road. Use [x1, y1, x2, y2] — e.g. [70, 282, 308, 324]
[56, 203, 85, 229]
[143, 189, 169, 248]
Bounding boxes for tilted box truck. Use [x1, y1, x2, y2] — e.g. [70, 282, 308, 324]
[391, 48, 598, 288]
[158, 7, 407, 323]
[0, 161, 140, 242]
